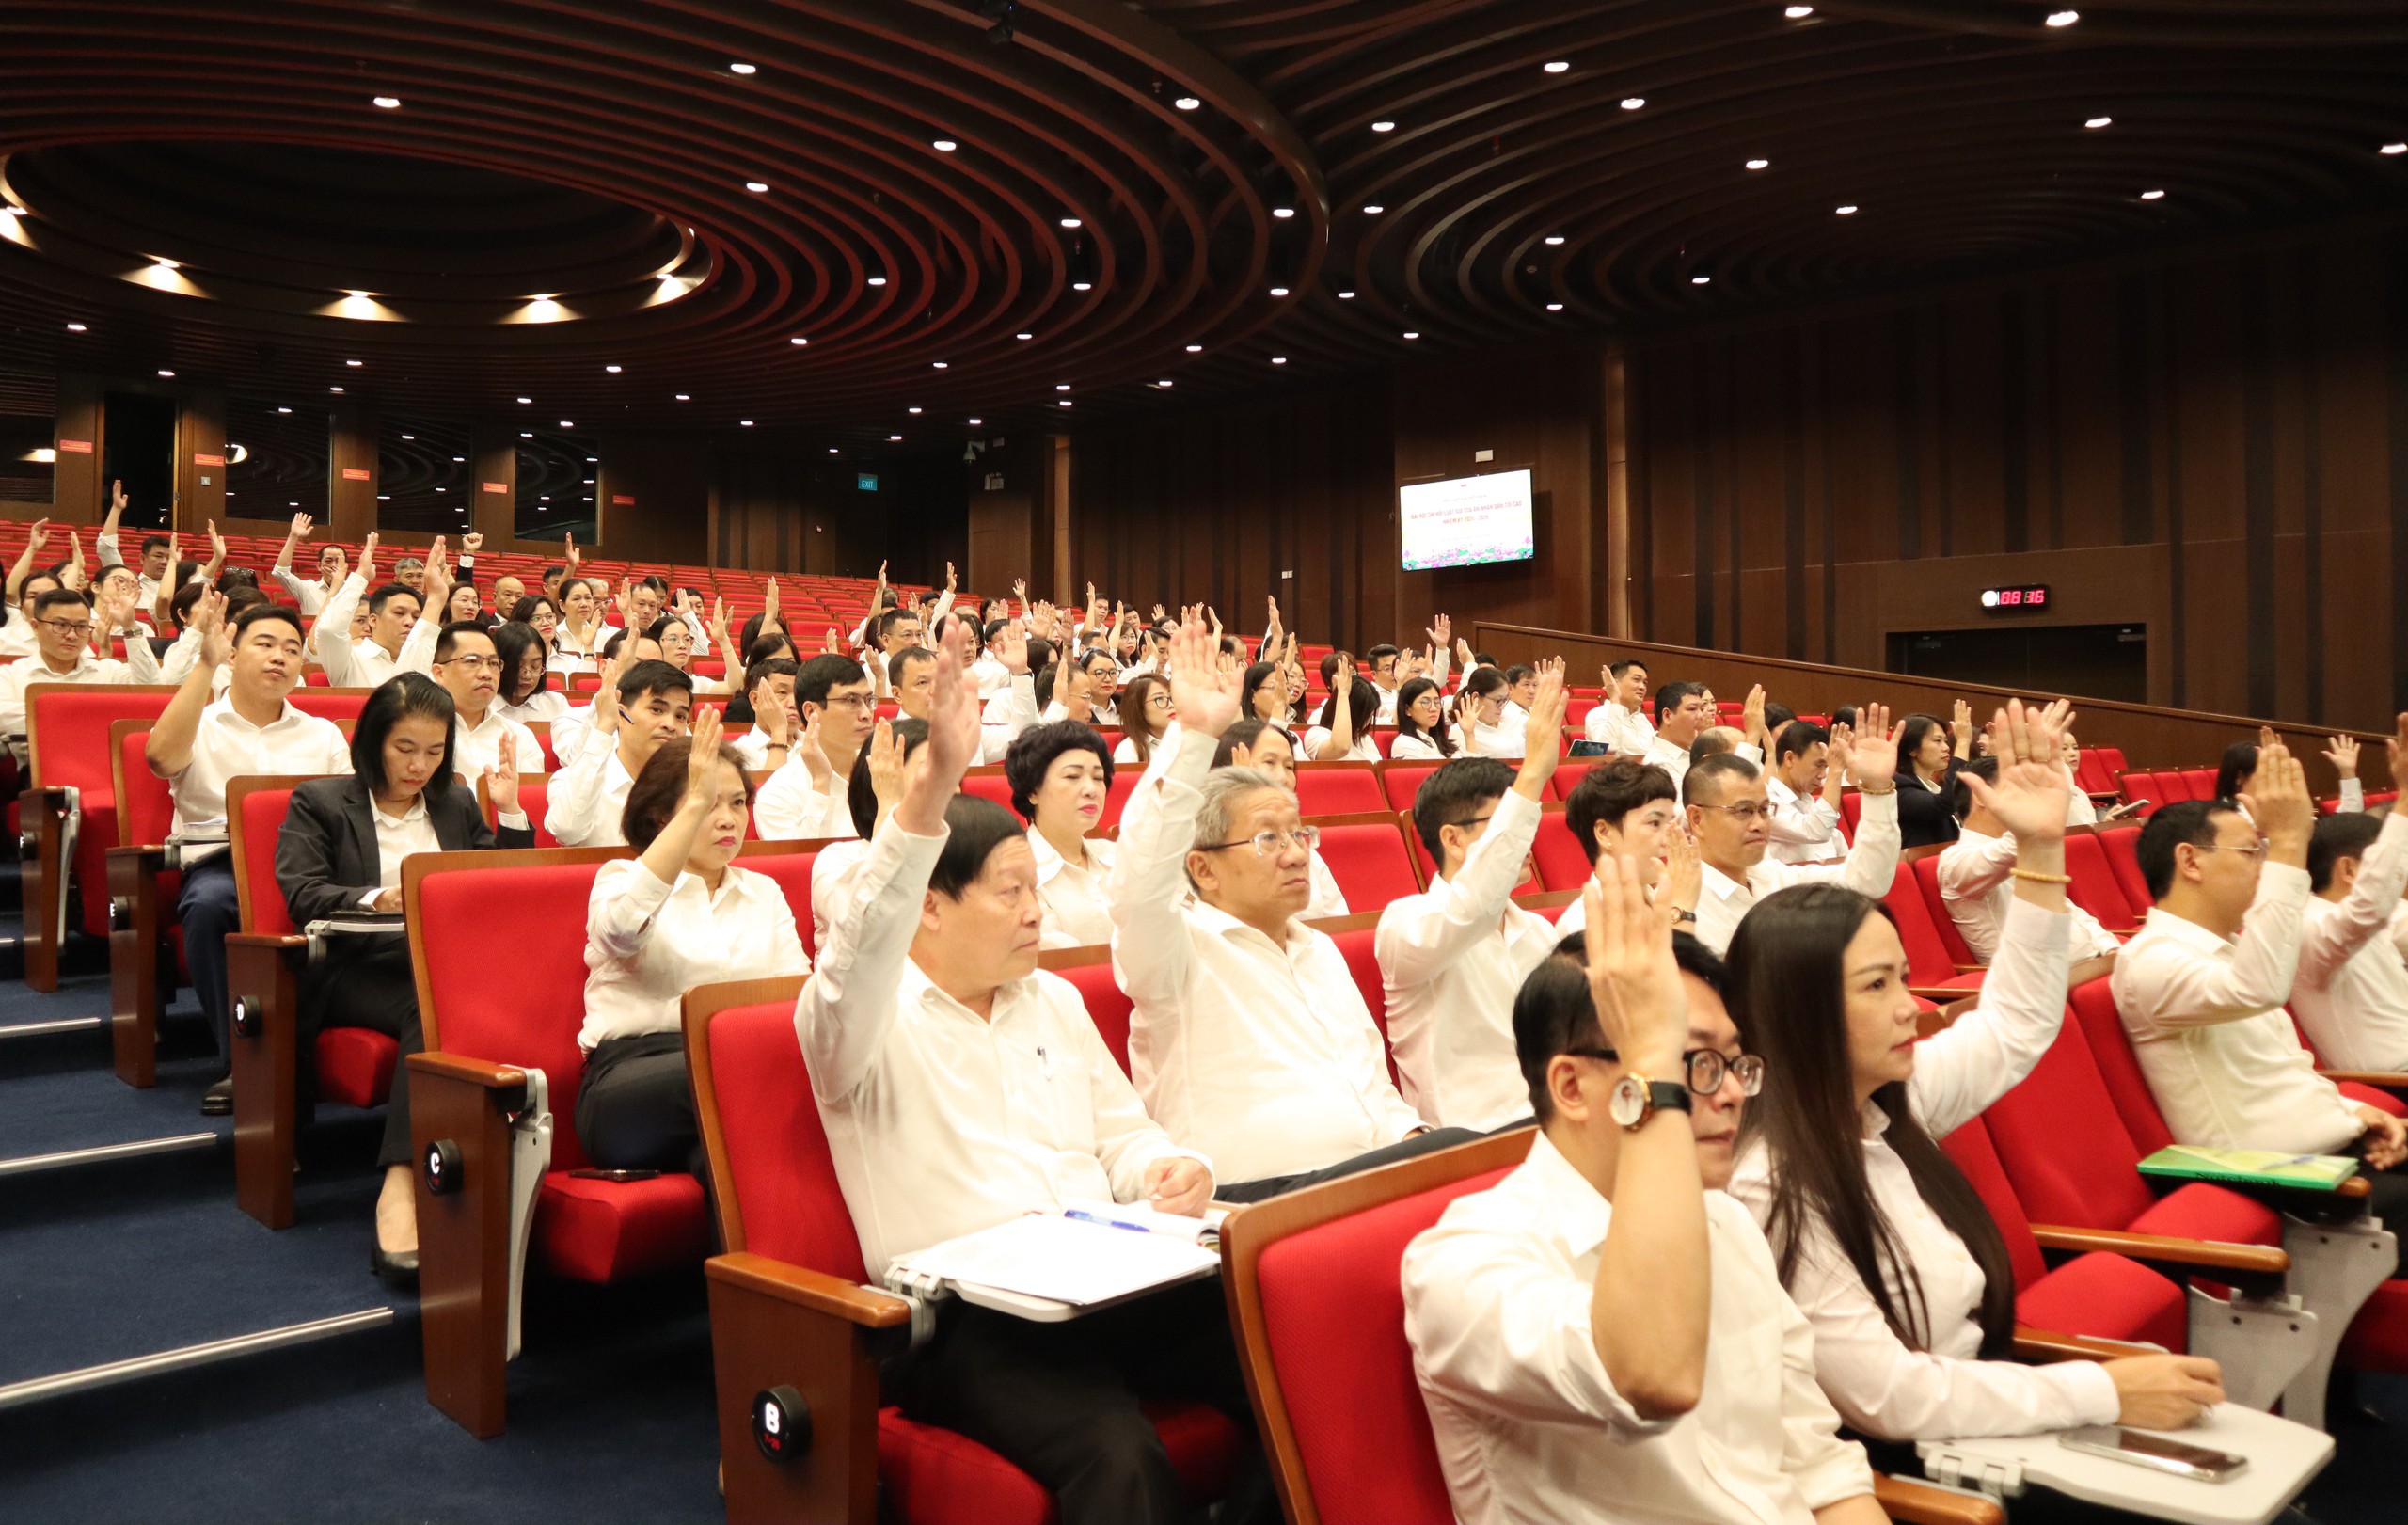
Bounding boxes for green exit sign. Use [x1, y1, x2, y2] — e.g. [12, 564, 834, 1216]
[856, 472, 879, 492]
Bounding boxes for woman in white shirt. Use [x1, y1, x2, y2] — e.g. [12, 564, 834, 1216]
[1239, 659, 1298, 740]
[491, 620, 568, 726]
[647, 614, 726, 694]
[1386, 676, 1455, 762]
[1726, 702, 2226, 1444]
[1304, 673, 1383, 762]
[575, 708, 810, 1176]
[1005, 719, 1119, 948]
[1450, 665, 1514, 756]
[553, 577, 607, 672]
[1114, 671, 1173, 766]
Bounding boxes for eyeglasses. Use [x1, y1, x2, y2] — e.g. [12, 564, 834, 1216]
[1197, 824, 1320, 857]
[438, 654, 502, 672]
[1695, 802, 1771, 823]
[37, 619, 91, 638]
[2197, 839, 2269, 862]
[1146, 692, 1175, 710]
[821, 692, 875, 711]
[1565, 1046, 1766, 1097]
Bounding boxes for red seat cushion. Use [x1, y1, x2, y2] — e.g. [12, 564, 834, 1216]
[313, 1027, 399, 1109]
[2126, 1182, 2285, 1247]
[532, 1169, 711, 1283]
[2338, 1081, 2408, 1119]
[2016, 1248, 2189, 1354]
[1380, 764, 1440, 813]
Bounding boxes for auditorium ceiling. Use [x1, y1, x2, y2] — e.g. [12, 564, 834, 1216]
[1, 0, 2403, 444]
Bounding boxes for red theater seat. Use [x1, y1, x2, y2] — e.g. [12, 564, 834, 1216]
[1292, 762, 1384, 816]
[2096, 823, 2152, 913]
[690, 987, 1242, 1525]
[1906, 850, 1981, 968]
[1531, 803, 1592, 891]
[1379, 761, 1440, 813]
[1882, 859, 1985, 996]
[104, 721, 187, 1085]
[22, 684, 179, 1000]
[1310, 815, 1423, 908]
[2062, 828, 2142, 934]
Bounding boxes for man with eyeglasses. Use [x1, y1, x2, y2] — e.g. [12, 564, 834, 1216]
[1677, 707, 1903, 955]
[1376, 666, 1571, 1130]
[431, 622, 541, 787]
[2115, 745, 2408, 1218]
[1111, 619, 1474, 1201]
[754, 653, 876, 840]
[0, 584, 142, 765]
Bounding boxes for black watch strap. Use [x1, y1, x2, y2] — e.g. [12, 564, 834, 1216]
[1646, 1079, 1692, 1114]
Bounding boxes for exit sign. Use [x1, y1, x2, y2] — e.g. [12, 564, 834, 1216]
[1979, 584, 2051, 613]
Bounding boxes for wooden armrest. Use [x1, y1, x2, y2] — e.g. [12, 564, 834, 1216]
[104, 844, 167, 864]
[1875, 1472, 2004, 1525]
[707, 1251, 912, 1330]
[2028, 1223, 2289, 1277]
[226, 931, 306, 954]
[2011, 1326, 2162, 1363]
[2321, 1069, 2408, 1088]
[406, 1050, 529, 1090]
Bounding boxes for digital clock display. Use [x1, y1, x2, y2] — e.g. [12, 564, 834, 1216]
[1979, 584, 2051, 612]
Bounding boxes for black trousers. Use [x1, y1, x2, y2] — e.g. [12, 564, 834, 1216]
[1213, 1126, 1484, 1204]
[575, 1031, 703, 1177]
[304, 938, 422, 1169]
[2348, 1140, 2408, 1228]
[883, 1278, 1275, 1525]
[176, 854, 242, 1067]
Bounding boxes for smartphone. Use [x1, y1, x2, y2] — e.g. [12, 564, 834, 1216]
[2102, 798, 2150, 821]
[569, 1168, 660, 1183]
[1567, 739, 1612, 757]
[2057, 1425, 2247, 1483]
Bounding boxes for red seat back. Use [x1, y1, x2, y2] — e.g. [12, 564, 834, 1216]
[1908, 852, 1978, 966]
[1882, 862, 1961, 985]
[959, 769, 1019, 818]
[231, 785, 300, 937]
[740, 850, 819, 960]
[2097, 823, 2152, 910]
[289, 691, 371, 723]
[1531, 805, 1592, 892]
[1380, 763, 1440, 812]
[2063, 831, 2138, 930]
[2067, 975, 2174, 1154]
[701, 998, 869, 1282]
[1939, 1116, 2052, 1294]
[2078, 747, 2127, 795]
[1053, 958, 1135, 1076]
[1294, 764, 1384, 817]
[1838, 789, 1862, 842]
[1254, 1162, 1518, 1525]
[2178, 767, 2220, 802]
[117, 727, 176, 848]
[1322, 926, 1398, 1085]
[1979, 1002, 2163, 1231]
[515, 776, 559, 848]
[1313, 818, 1422, 909]
[1098, 768, 1139, 831]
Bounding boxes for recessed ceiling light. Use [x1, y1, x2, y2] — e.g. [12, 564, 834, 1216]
[1269, 285, 1290, 296]
[889, 434, 903, 440]
[605, 363, 623, 373]
[1173, 96, 1200, 111]
[451, 454, 463, 460]
[867, 276, 887, 286]
[1621, 97, 1645, 110]
[153, 258, 180, 270]
[1059, 216, 1082, 229]
[1186, 342, 1204, 351]
[2085, 116, 2113, 129]
[933, 361, 948, 369]
[1370, 120, 1396, 133]
[1071, 280, 1092, 291]
[1745, 158, 1770, 169]
[331, 386, 346, 393]
[969, 417, 983, 424]
[1690, 274, 1712, 285]
[1544, 60, 1570, 73]
[741, 420, 754, 427]
[1544, 235, 1566, 246]
[1157, 379, 1173, 387]
[1057, 400, 1072, 407]
[1835, 203, 1859, 214]
[1363, 204, 1386, 214]
[1271, 357, 1287, 365]
[560, 420, 575, 428]
[2382, 142, 2407, 155]
[516, 396, 531, 404]
[344, 358, 362, 367]
[790, 336, 809, 345]
[1402, 331, 1419, 340]
[1015, 331, 1033, 340]
[1273, 207, 1295, 219]
[372, 95, 402, 109]
[729, 61, 756, 74]
[1545, 302, 1564, 311]
[1055, 384, 1071, 391]
[1784, 4, 1814, 16]
[828, 448, 837, 453]
[674, 393, 691, 401]
[278, 406, 293, 414]
[156, 369, 175, 378]
[2140, 188, 2165, 199]
[932, 138, 958, 151]
[400, 433, 415, 440]
[65, 322, 85, 332]
[1338, 290, 1356, 299]
[908, 406, 924, 414]
[744, 181, 769, 193]
[2045, 8, 2078, 24]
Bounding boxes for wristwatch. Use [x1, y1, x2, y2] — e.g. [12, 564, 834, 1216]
[1608, 1073, 1692, 1131]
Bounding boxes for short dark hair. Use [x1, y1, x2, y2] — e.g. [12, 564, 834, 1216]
[1654, 680, 1706, 724]
[889, 646, 934, 687]
[983, 618, 1012, 645]
[1762, 702, 1796, 735]
[2309, 812, 2386, 893]
[1004, 720, 1114, 820]
[1367, 643, 1401, 668]
[2213, 740, 2258, 804]
[366, 582, 420, 615]
[643, 615, 685, 644]
[747, 657, 801, 695]
[874, 608, 911, 643]
[233, 601, 306, 645]
[2137, 800, 2241, 899]
[616, 658, 692, 707]
[796, 653, 866, 709]
[1687, 729, 1737, 768]
[745, 631, 797, 670]
[1516, 930, 1725, 1120]
[434, 620, 496, 663]
[848, 719, 929, 837]
[32, 586, 88, 619]
[1412, 758, 1515, 863]
[1949, 755, 1998, 819]
[930, 794, 1030, 899]
[1502, 663, 1534, 687]
[1608, 659, 1647, 682]
[1212, 717, 1292, 768]
[1830, 705, 1859, 731]
[139, 534, 171, 556]
[621, 739, 755, 850]
[1686, 751, 1760, 807]
[352, 673, 458, 802]
[1773, 720, 1828, 767]
[1564, 759, 1677, 865]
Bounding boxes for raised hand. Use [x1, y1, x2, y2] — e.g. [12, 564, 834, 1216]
[109, 479, 129, 517]
[944, 560, 958, 592]
[589, 648, 627, 739]
[1520, 658, 1567, 782]
[923, 617, 983, 786]
[1962, 699, 2069, 844]
[461, 532, 484, 554]
[488, 730, 521, 816]
[821, 625, 839, 656]
[1166, 615, 1242, 739]
[864, 720, 907, 829]
[289, 512, 314, 542]
[357, 532, 380, 586]
[1000, 614, 1030, 675]
[1427, 613, 1451, 650]
[1656, 818, 1702, 920]
[1741, 683, 1767, 746]
[24, 516, 49, 556]
[685, 706, 726, 802]
[2239, 740, 2313, 858]
[190, 588, 231, 669]
[1582, 850, 1689, 1080]
[1012, 577, 1027, 605]
[2325, 734, 2361, 781]
[562, 531, 581, 569]
[764, 578, 781, 623]
[1842, 704, 1903, 789]
[421, 536, 452, 610]
[207, 518, 226, 560]
[1951, 697, 1975, 755]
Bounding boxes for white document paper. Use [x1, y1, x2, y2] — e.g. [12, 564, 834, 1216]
[894, 1211, 1220, 1309]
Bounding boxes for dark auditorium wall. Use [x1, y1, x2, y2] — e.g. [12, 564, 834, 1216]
[712, 447, 966, 589]
[1624, 215, 2408, 732]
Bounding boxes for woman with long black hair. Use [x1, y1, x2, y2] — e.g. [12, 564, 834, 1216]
[1726, 701, 2225, 1444]
[1387, 675, 1455, 761]
[1892, 707, 1971, 849]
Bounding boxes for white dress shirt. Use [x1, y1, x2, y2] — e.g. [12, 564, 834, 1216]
[1371, 682, 1400, 725]
[796, 818, 1204, 1280]
[579, 857, 809, 1051]
[1643, 732, 1695, 787]
[1730, 897, 2120, 1439]
[94, 532, 161, 612]
[979, 673, 1039, 764]
[0, 619, 35, 658]
[1033, 830, 1118, 949]
[1685, 790, 1899, 955]
[1377, 788, 1556, 1130]
[0, 650, 137, 761]
[497, 689, 568, 728]
[1764, 774, 1842, 865]
[271, 564, 337, 617]
[2112, 866, 2369, 1155]
[969, 652, 1010, 700]
[1306, 847, 1350, 920]
[450, 708, 541, 788]
[2290, 812, 2408, 1072]
[159, 696, 352, 863]
[1110, 727, 1423, 1184]
[550, 622, 606, 673]
[755, 756, 855, 842]
[727, 725, 787, 772]
[1938, 826, 2122, 963]
[1388, 730, 1448, 762]
[311, 573, 439, 688]
[1301, 726, 1382, 763]
[545, 742, 638, 849]
[1584, 700, 1656, 755]
[363, 794, 444, 904]
[129, 627, 230, 696]
[1402, 1134, 1876, 1525]
[1458, 717, 1524, 759]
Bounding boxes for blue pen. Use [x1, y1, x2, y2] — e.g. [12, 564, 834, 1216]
[1064, 1209, 1153, 1234]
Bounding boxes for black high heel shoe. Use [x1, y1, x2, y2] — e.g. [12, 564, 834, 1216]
[371, 1240, 420, 1289]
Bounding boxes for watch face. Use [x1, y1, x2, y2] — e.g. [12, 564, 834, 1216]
[1608, 1074, 1647, 1128]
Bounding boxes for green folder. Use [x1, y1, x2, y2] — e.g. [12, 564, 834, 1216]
[2137, 1144, 2360, 1190]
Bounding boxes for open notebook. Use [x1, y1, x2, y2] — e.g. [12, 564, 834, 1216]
[883, 1199, 1226, 1322]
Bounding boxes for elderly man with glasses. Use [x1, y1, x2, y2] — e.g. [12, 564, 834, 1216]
[0, 584, 143, 765]
[1108, 618, 1477, 1201]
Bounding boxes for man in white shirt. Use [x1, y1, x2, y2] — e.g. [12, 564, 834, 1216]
[967, 617, 1013, 700]
[1112, 621, 1466, 1199]
[1378, 670, 1566, 1130]
[0, 584, 142, 763]
[1642, 680, 1715, 786]
[550, 629, 660, 770]
[754, 653, 875, 840]
[2296, 804, 2408, 1072]
[1938, 755, 2122, 964]
[94, 478, 173, 612]
[270, 513, 346, 617]
[1208, 720, 1349, 918]
[1764, 720, 1845, 865]
[726, 657, 801, 772]
[310, 533, 439, 688]
[1402, 861, 1881, 1525]
[1580, 659, 1649, 753]
[1367, 643, 1403, 723]
[1675, 713, 1902, 954]
[430, 622, 540, 789]
[1493, 663, 1538, 746]
[144, 596, 350, 1113]
[796, 627, 1259, 1525]
[2114, 754, 2408, 1219]
[545, 657, 692, 848]
[857, 607, 924, 697]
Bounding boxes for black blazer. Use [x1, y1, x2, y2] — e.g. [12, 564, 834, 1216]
[1895, 762, 1964, 850]
[275, 775, 534, 975]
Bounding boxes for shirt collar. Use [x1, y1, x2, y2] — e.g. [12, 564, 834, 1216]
[1521, 1132, 1611, 1256]
[1701, 862, 1751, 902]
[204, 695, 307, 733]
[2140, 904, 2235, 954]
[371, 795, 429, 827]
[1188, 894, 1306, 954]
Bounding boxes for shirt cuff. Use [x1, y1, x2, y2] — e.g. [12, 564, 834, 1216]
[357, 888, 386, 911]
[497, 809, 529, 831]
[2054, 1356, 2125, 1427]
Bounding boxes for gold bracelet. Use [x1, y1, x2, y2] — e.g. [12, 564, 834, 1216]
[2010, 867, 2072, 884]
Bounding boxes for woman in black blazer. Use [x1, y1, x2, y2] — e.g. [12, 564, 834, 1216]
[277, 673, 533, 1284]
[1893, 707, 1974, 849]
